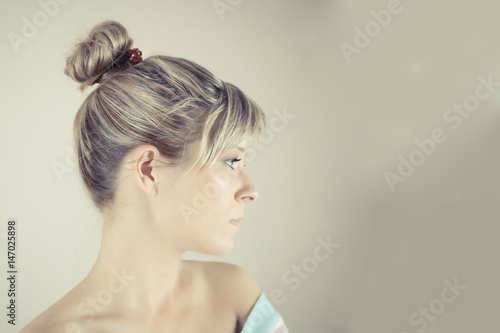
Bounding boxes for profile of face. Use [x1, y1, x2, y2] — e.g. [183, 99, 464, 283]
[127, 139, 259, 256]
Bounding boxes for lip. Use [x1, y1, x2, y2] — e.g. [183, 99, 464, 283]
[229, 217, 243, 228]
[229, 221, 241, 228]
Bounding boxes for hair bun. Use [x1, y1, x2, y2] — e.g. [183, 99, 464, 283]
[64, 20, 133, 91]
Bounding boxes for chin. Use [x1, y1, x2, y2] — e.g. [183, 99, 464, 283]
[195, 240, 235, 256]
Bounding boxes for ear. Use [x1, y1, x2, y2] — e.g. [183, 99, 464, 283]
[134, 145, 162, 196]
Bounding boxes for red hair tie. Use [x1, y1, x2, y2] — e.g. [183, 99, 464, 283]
[126, 48, 142, 64]
[110, 48, 143, 70]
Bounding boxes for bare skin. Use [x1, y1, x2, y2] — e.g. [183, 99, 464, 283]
[21, 139, 262, 332]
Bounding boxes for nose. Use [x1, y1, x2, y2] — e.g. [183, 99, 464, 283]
[236, 173, 259, 203]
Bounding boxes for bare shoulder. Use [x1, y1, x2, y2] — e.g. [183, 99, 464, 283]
[19, 286, 91, 333]
[183, 260, 261, 326]
[19, 303, 77, 333]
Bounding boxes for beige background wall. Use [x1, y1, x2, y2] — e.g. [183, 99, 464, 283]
[1, 0, 498, 332]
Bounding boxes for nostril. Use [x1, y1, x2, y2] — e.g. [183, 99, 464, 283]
[247, 195, 257, 202]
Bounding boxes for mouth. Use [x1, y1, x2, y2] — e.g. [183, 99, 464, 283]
[229, 217, 243, 228]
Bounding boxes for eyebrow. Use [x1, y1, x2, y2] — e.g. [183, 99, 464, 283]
[235, 146, 247, 157]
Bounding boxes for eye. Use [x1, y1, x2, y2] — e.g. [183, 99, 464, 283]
[225, 158, 244, 170]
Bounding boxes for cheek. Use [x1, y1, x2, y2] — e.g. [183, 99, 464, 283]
[192, 172, 237, 223]
[157, 167, 237, 226]
[208, 167, 232, 192]
[197, 170, 235, 212]
[168, 172, 230, 224]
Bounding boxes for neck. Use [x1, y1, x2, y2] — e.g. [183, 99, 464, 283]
[84, 205, 186, 317]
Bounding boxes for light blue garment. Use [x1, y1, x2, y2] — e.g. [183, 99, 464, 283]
[241, 293, 289, 333]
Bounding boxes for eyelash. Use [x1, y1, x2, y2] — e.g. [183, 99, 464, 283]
[226, 158, 245, 170]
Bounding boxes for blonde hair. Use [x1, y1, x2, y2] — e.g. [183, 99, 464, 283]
[64, 20, 267, 212]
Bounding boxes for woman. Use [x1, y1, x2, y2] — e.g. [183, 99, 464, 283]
[21, 20, 288, 332]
